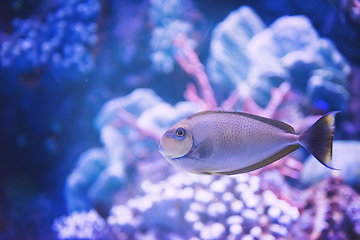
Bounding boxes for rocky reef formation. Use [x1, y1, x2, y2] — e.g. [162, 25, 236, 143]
[207, 6, 350, 113]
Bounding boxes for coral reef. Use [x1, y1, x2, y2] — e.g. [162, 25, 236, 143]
[65, 88, 201, 215]
[206, 6, 351, 112]
[206, 6, 265, 102]
[61, 5, 359, 239]
[297, 177, 360, 239]
[55, 172, 301, 239]
[148, 0, 200, 73]
[0, 1, 359, 239]
[52, 209, 105, 239]
[54, 174, 360, 240]
[0, 0, 100, 82]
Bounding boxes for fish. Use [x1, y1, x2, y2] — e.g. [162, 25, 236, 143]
[158, 111, 339, 175]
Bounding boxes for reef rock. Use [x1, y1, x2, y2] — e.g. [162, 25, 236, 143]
[207, 6, 350, 111]
[206, 6, 265, 101]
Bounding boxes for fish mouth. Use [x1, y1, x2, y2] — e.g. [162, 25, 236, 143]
[158, 145, 173, 161]
[158, 142, 194, 161]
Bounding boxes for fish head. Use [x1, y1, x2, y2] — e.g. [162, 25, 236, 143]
[159, 124, 193, 160]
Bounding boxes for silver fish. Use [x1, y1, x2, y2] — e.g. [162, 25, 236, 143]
[159, 111, 339, 175]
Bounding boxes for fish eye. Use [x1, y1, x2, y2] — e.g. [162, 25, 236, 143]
[175, 127, 186, 138]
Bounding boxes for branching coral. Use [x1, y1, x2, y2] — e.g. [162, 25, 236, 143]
[327, 0, 360, 23]
[174, 34, 217, 110]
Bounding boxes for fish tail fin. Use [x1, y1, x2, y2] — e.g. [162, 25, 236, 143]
[299, 111, 340, 170]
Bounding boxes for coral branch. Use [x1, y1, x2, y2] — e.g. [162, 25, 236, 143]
[310, 186, 327, 240]
[263, 82, 291, 118]
[220, 88, 240, 111]
[243, 97, 264, 116]
[174, 34, 218, 110]
[114, 109, 160, 142]
[183, 82, 208, 110]
[353, 0, 360, 8]
[244, 82, 291, 118]
[281, 157, 302, 179]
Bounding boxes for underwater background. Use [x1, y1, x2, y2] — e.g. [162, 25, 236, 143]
[0, 0, 360, 239]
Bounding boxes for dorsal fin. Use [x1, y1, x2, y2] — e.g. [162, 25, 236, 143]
[188, 111, 295, 133]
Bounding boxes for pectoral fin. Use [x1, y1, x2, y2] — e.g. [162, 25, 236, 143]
[186, 138, 213, 160]
[215, 144, 300, 175]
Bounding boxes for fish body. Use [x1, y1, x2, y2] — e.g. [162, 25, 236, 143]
[159, 111, 338, 175]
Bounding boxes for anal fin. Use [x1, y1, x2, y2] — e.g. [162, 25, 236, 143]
[195, 172, 213, 175]
[215, 144, 300, 175]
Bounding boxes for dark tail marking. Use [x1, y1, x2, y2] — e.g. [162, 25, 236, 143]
[299, 111, 340, 169]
